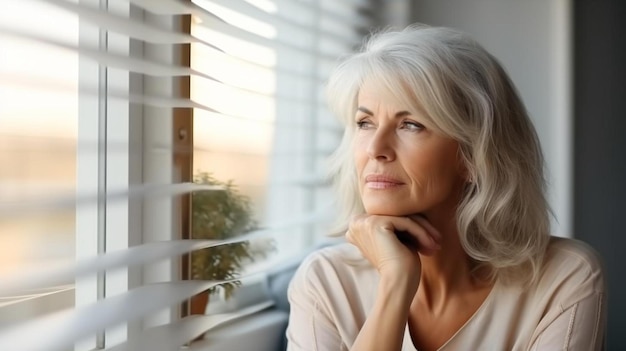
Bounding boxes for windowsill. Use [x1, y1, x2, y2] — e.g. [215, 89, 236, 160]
[187, 308, 288, 351]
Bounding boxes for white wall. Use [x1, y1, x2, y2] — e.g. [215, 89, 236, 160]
[410, 0, 572, 237]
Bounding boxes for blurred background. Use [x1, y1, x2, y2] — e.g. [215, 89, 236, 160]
[0, 0, 624, 350]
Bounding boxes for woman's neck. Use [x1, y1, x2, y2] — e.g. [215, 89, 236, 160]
[415, 209, 490, 312]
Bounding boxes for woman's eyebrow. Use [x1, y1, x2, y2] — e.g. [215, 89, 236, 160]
[357, 106, 374, 115]
[357, 106, 411, 118]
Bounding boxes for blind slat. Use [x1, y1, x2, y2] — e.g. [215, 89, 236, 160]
[0, 239, 253, 298]
[1, 72, 340, 132]
[192, 145, 336, 158]
[0, 209, 332, 298]
[189, 11, 340, 60]
[0, 183, 220, 219]
[0, 281, 221, 351]
[104, 301, 273, 351]
[202, 0, 361, 45]
[273, 0, 370, 31]
[39, 0, 205, 45]
[30, 0, 355, 63]
[192, 44, 324, 83]
[126, 0, 368, 35]
[1, 23, 335, 96]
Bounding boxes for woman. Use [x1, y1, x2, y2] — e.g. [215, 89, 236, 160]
[286, 25, 606, 351]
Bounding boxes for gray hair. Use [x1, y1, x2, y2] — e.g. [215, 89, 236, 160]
[326, 24, 550, 285]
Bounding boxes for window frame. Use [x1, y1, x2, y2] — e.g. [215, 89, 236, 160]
[75, 1, 192, 349]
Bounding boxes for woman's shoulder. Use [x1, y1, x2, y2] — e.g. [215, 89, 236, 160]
[533, 236, 605, 306]
[286, 244, 378, 340]
[294, 242, 373, 282]
[302, 242, 366, 266]
[543, 236, 604, 279]
[288, 242, 375, 299]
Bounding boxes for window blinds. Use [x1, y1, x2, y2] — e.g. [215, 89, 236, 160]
[0, 0, 377, 350]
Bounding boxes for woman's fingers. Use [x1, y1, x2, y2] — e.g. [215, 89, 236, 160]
[346, 214, 441, 265]
[382, 216, 441, 254]
[409, 214, 441, 242]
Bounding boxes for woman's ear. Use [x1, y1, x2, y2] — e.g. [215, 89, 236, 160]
[456, 145, 473, 184]
[465, 167, 475, 184]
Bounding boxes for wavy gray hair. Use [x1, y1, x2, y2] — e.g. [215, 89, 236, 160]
[326, 25, 550, 285]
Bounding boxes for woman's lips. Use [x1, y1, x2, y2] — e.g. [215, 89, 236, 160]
[364, 174, 404, 189]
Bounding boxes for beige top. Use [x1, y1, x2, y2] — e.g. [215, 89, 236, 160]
[286, 237, 606, 351]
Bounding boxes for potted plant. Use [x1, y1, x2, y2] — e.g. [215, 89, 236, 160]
[189, 171, 272, 314]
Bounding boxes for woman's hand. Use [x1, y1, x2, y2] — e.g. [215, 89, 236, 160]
[345, 214, 441, 351]
[346, 214, 441, 282]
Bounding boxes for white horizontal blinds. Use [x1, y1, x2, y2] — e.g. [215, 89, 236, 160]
[1, 206, 330, 301]
[0, 281, 273, 351]
[265, 0, 373, 253]
[104, 301, 274, 351]
[190, 0, 373, 258]
[0, 0, 375, 350]
[0, 0, 79, 333]
[191, 0, 278, 264]
[0, 183, 219, 219]
[0, 216, 328, 350]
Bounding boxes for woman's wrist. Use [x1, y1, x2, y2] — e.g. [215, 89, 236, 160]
[377, 273, 419, 308]
[350, 274, 417, 351]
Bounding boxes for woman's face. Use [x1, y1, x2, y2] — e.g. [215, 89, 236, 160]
[354, 82, 466, 217]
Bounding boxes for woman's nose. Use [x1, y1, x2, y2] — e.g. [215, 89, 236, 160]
[366, 129, 396, 162]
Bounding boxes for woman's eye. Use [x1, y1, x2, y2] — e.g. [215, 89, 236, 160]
[402, 121, 424, 131]
[356, 120, 373, 129]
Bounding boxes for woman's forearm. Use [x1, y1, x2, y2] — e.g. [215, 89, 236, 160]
[350, 276, 417, 351]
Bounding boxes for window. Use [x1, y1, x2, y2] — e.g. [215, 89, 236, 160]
[190, 0, 369, 269]
[0, 0, 387, 349]
[0, 0, 78, 325]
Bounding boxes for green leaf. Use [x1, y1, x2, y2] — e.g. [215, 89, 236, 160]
[190, 171, 274, 299]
